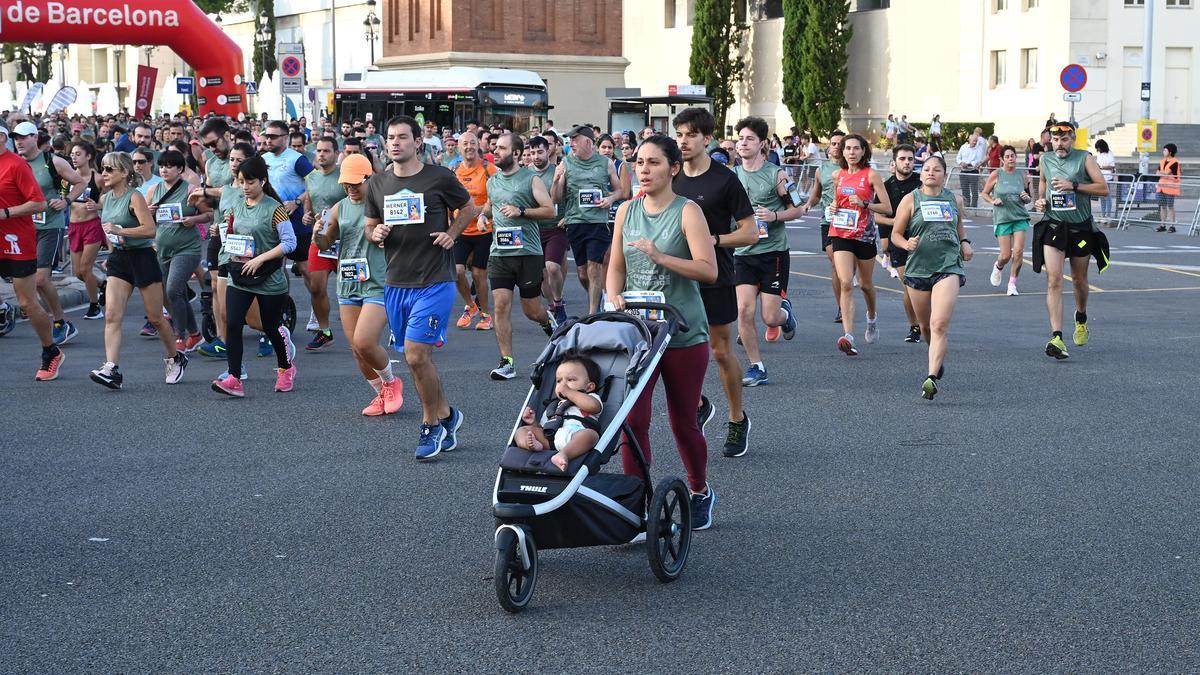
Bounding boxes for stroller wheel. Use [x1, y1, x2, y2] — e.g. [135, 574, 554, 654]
[281, 295, 297, 334]
[494, 526, 538, 613]
[647, 478, 691, 582]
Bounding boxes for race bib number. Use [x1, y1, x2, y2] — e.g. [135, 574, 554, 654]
[156, 203, 184, 224]
[756, 220, 770, 239]
[32, 211, 47, 226]
[494, 226, 524, 250]
[920, 202, 954, 222]
[621, 290, 667, 322]
[1050, 191, 1077, 212]
[225, 234, 256, 258]
[339, 257, 370, 283]
[831, 209, 859, 232]
[106, 232, 124, 246]
[317, 239, 340, 260]
[577, 189, 603, 207]
[383, 191, 425, 226]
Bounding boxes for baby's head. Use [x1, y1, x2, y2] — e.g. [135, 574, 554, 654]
[555, 355, 601, 394]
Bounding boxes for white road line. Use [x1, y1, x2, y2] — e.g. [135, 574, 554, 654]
[1105, 260, 1200, 272]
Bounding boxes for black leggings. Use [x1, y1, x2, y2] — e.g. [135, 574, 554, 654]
[225, 286, 291, 375]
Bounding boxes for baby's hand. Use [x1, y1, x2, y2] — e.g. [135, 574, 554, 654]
[522, 406, 536, 424]
[550, 452, 569, 471]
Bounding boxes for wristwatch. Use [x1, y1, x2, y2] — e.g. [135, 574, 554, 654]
[1072, 181, 1079, 191]
[519, 206, 526, 218]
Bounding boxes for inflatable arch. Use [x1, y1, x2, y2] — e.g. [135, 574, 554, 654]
[1, 0, 248, 116]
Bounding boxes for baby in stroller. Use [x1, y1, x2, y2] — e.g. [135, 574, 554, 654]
[514, 355, 603, 471]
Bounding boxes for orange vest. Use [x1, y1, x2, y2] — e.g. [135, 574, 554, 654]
[455, 160, 496, 235]
[1159, 157, 1181, 196]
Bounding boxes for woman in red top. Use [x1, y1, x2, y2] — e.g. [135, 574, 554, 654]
[827, 134, 891, 356]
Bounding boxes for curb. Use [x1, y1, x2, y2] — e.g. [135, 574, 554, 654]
[0, 264, 104, 314]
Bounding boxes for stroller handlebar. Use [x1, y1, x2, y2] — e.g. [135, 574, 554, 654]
[620, 301, 690, 336]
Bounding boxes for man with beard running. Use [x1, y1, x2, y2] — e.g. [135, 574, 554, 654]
[671, 108, 758, 458]
[299, 136, 343, 351]
[873, 144, 924, 343]
[527, 135, 569, 324]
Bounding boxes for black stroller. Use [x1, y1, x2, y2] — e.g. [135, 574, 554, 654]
[492, 302, 693, 612]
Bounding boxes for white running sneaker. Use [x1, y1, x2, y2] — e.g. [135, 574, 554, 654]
[989, 264, 1003, 287]
[864, 320, 879, 344]
[305, 311, 319, 332]
[1007, 283, 1019, 296]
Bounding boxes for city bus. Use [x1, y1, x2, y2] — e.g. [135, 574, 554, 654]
[333, 67, 549, 133]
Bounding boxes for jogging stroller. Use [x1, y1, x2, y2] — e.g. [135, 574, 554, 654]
[492, 302, 693, 613]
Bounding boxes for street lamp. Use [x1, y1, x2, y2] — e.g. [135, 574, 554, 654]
[257, 11, 273, 78]
[364, 0, 381, 65]
[144, 45, 157, 66]
[113, 46, 124, 112]
[58, 43, 68, 84]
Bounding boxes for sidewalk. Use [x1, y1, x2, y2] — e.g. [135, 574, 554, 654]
[0, 268, 99, 313]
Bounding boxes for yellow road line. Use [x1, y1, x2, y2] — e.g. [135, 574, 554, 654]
[789, 271, 905, 295]
[1156, 266, 1200, 279]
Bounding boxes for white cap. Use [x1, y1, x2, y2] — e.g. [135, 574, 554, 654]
[12, 121, 38, 137]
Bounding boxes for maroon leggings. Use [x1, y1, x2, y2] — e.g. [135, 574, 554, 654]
[620, 341, 710, 493]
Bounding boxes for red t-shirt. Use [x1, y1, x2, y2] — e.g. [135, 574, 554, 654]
[831, 167, 875, 241]
[0, 150, 43, 261]
[986, 144, 1002, 169]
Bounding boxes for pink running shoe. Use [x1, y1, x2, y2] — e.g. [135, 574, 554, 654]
[212, 374, 245, 397]
[275, 365, 296, 392]
[380, 378, 404, 414]
[362, 393, 386, 416]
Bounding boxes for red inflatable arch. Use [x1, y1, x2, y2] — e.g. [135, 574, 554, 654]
[1, 0, 247, 116]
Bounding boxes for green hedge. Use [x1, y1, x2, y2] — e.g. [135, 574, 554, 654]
[910, 122, 995, 149]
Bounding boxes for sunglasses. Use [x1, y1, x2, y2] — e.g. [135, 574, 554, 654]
[203, 139, 223, 149]
[262, 133, 285, 139]
[133, 159, 148, 165]
[101, 165, 120, 173]
[1049, 124, 1074, 134]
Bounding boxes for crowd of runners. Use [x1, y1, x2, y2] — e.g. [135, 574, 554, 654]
[2, 106, 1113, 527]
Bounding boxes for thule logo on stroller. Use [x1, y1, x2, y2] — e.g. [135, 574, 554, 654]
[519, 485, 548, 494]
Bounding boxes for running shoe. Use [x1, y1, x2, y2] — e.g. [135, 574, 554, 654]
[1169, 226, 1177, 234]
[1073, 321, 1090, 346]
[475, 313, 493, 331]
[279, 325, 296, 364]
[551, 301, 568, 326]
[140, 319, 158, 338]
[35, 347, 65, 381]
[380, 378, 403, 414]
[456, 303, 479, 328]
[1156, 225, 1168, 232]
[164, 351, 188, 384]
[889, 267, 899, 279]
[780, 296, 797, 340]
[83, 303, 104, 320]
[305, 311, 319, 332]
[440, 406, 464, 451]
[198, 338, 228, 358]
[1045, 335, 1070, 360]
[833, 307, 842, 323]
[305, 329, 334, 352]
[274, 365, 296, 392]
[212, 374, 244, 397]
[1007, 283, 1019, 297]
[415, 423, 446, 461]
[864, 320, 879, 345]
[180, 333, 203, 353]
[218, 365, 249, 381]
[697, 395, 716, 435]
[837, 333, 858, 356]
[723, 414, 751, 458]
[921, 376, 939, 400]
[690, 483, 717, 530]
[905, 325, 922, 343]
[53, 320, 78, 345]
[764, 325, 781, 342]
[989, 263, 1003, 287]
[541, 316, 556, 337]
[362, 393, 386, 416]
[490, 356, 516, 380]
[90, 362, 123, 390]
[736, 334, 743, 346]
[256, 335, 274, 358]
[741, 364, 769, 387]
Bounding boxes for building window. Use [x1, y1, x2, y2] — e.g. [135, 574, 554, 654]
[991, 50, 1007, 87]
[1124, 0, 1145, 6]
[749, 0, 783, 20]
[1025, 0, 1039, 8]
[993, 0, 1008, 11]
[1166, 0, 1192, 7]
[664, 0, 675, 28]
[686, 0, 695, 25]
[851, 0, 890, 9]
[1021, 48, 1038, 87]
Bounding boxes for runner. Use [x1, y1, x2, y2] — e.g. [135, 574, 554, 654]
[90, 151, 188, 389]
[312, 153, 403, 415]
[873, 144, 923, 342]
[527, 135, 569, 324]
[980, 144, 1033, 297]
[261, 119, 315, 345]
[451, 132, 496, 330]
[365, 115, 476, 461]
[606, 134, 719, 529]
[730, 116, 801, 389]
[670, 108, 757, 458]
[150, 149, 205, 352]
[68, 140, 106, 320]
[211, 155, 298, 397]
[300, 136, 343, 351]
[803, 130, 848, 323]
[1032, 123, 1109, 360]
[12, 121, 87, 345]
[0, 123, 64, 381]
[483, 133, 557, 380]
[550, 125, 624, 315]
[826, 133, 891, 356]
[889, 156, 971, 400]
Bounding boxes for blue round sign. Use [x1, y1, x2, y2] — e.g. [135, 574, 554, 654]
[1060, 64, 1087, 93]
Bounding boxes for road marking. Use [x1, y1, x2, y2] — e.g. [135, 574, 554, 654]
[1156, 266, 1200, 279]
[1169, 245, 1200, 250]
[789, 271, 905, 295]
[1107, 260, 1200, 272]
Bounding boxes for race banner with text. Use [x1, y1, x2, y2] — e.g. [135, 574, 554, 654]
[134, 65, 158, 118]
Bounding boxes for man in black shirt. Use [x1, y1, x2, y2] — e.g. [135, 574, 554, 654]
[671, 108, 758, 464]
[874, 144, 923, 343]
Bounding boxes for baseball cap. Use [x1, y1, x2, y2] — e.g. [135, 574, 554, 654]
[12, 121, 38, 137]
[567, 125, 595, 141]
[339, 153, 373, 184]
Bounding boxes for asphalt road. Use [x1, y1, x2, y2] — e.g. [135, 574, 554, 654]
[3, 218, 1199, 671]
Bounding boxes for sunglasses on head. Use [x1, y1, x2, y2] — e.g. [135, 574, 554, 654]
[1049, 124, 1074, 134]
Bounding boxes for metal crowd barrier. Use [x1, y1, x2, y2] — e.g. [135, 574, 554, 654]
[1116, 176, 1200, 235]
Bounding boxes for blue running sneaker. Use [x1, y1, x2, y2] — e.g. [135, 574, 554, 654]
[197, 338, 227, 358]
[256, 335, 274, 358]
[440, 406, 464, 452]
[218, 364, 250, 381]
[552, 301, 568, 326]
[416, 423, 446, 461]
[741, 364, 769, 387]
[690, 483, 717, 530]
[279, 325, 296, 364]
[780, 297, 797, 340]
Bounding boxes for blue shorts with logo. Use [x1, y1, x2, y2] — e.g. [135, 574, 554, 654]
[384, 281, 455, 351]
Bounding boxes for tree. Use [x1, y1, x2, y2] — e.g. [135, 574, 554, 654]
[781, 0, 805, 133]
[798, 0, 852, 136]
[688, 0, 749, 136]
[192, 0, 250, 15]
[2, 44, 53, 84]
